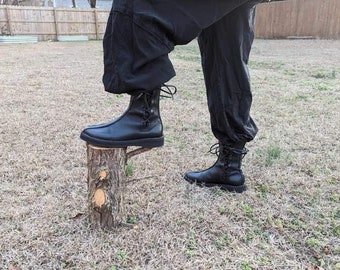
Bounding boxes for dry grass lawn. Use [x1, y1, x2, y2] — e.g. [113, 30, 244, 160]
[0, 39, 339, 270]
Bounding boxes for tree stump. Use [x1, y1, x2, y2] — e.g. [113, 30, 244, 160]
[86, 144, 127, 229]
[86, 143, 151, 230]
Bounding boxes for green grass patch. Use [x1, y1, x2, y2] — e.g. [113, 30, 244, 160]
[125, 161, 134, 176]
[306, 237, 320, 248]
[310, 70, 337, 79]
[255, 183, 269, 199]
[174, 54, 201, 62]
[302, 80, 334, 91]
[127, 215, 138, 224]
[249, 60, 285, 70]
[256, 145, 284, 167]
[241, 203, 254, 217]
[214, 235, 229, 250]
[185, 230, 197, 257]
[240, 262, 253, 270]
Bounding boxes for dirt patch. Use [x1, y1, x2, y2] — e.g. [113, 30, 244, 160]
[0, 39, 339, 269]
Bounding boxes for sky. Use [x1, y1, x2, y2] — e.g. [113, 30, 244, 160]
[54, 0, 112, 9]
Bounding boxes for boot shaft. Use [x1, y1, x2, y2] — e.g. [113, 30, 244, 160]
[128, 89, 162, 128]
[218, 142, 247, 170]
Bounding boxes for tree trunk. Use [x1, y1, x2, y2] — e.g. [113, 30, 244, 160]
[88, 0, 96, 8]
[86, 144, 127, 230]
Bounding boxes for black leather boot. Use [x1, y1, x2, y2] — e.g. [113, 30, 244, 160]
[184, 142, 248, 193]
[80, 89, 163, 148]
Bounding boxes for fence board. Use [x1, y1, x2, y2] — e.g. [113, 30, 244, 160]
[255, 0, 340, 39]
[0, 0, 339, 41]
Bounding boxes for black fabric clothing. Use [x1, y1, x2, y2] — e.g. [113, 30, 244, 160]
[198, 2, 258, 143]
[102, 0, 259, 144]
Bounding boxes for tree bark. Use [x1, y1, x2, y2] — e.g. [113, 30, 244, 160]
[86, 144, 127, 230]
[88, 0, 96, 8]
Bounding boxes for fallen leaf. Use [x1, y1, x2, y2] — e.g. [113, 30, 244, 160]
[323, 245, 331, 255]
[9, 264, 21, 270]
[307, 263, 325, 270]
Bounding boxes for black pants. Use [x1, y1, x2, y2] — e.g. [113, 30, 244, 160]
[102, 0, 259, 144]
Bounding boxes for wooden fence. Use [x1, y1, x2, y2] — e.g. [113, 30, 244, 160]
[0, 5, 109, 40]
[255, 0, 340, 39]
[0, 0, 340, 41]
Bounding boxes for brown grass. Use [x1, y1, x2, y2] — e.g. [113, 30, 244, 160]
[0, 39, 339, 270]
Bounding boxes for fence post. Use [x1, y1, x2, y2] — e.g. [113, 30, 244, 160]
[6, 6, 13, 35]
[53, 8, 59, 40]
[94, 9, 99, 40]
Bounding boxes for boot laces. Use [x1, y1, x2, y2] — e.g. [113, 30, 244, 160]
[210, 143, 248, 172]
[160, 83, 177, 99]
[141, 84, 177, 126]
[209, 143, 248, 159]
[142, 92, 152, 127]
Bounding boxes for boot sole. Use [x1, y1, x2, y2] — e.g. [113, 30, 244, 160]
[80, 131, 164, 148]
[184, 175, 247, 193]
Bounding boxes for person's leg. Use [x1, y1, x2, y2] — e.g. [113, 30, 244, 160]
[102, 0, 253, 94]
[81, 0, 253, 148]
[184, 1, 260, 193]
[199, 1, 259, 145]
